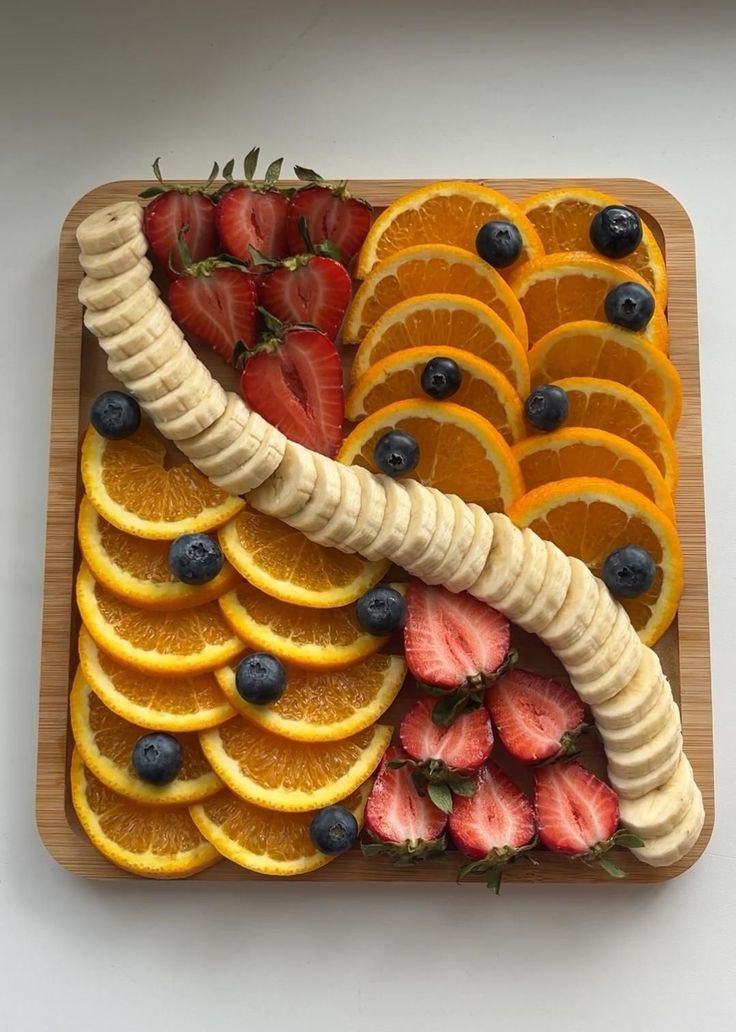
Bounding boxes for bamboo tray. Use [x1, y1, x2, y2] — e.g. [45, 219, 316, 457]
[38, 178, 713, 882]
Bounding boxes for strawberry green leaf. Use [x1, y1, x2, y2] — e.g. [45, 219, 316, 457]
[598, 857, 627, 878]
[428, 782, 453, 814]
[264, 157, 284, 187]
[243, 147, 260, 181]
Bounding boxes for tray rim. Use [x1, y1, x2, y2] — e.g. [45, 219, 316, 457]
[37, 176, 714, 883]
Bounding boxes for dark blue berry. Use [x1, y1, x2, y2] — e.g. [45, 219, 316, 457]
[132, 733, 182, 785]
[604, 282, 655, 331]
[235, 652, 286, 705]
[603, 545, 656, 599]
[421, 357, 461, 399]
[374, 430, 419, 478]
[356, 586, 406, 636]
[168, 534, 223, 585]
[524, 385, 569, 431]
[309, 805, 359, 855]
[589, 206, 642, 259]
[90, 390, 141, 440]
[475, 220, 523, 268]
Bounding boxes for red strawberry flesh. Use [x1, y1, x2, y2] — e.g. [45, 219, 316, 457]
[258, 255, 352, 340]
[534, 761, 619, 856]
[404, 581, 510, 689]
[449, 763, 536, 860]
[168, 267, 257, 364]
[144, 192, 219, 275]
[400, 697, 493, 771]
[486, 669, 585, 764]
[217, 186, 289, 265]
[286, 185, 371, 264]
[364, 748, 447, 846]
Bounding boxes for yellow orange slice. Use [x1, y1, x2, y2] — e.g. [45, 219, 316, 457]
[81, 424, 244, 540]
[200, 717, 391, 811]
[219, 508, 389, 609]
[70, 750, 219, 878]
[346, 346, 524, 444]
[215, 654, 406, 742]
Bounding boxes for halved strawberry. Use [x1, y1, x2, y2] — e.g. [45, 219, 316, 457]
[534, 761, 642, 877]
[362, 748, 448, 864]
[168, 259, 258, 364]
[240, 320, 344, 457]
[449, 763, 537, 892]
[286, 167, 372, 264]
[141, 159, 219, 276]
[216, 149, 289, 265]
[486, 669, 586, 765]
[256, 252, 352, 340]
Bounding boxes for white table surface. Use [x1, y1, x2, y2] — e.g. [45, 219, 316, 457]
[2, 1, 735, 1028]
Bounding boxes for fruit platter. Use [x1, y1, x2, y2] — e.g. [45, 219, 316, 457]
[37, 163, 713, 884]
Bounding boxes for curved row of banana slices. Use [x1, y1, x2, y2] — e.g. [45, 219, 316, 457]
[75, 201, 704, 869]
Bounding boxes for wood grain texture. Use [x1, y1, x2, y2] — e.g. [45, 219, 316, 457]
[37, 178, 713, 883]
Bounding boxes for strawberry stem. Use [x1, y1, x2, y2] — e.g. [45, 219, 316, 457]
[139, 158, 220, 199]
[361, 834, 447, 865]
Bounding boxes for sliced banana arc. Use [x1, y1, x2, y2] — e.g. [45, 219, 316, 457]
[338, 465, 389, 554]
[78, 258, 153, 311]
[155, 380, 228, 442]
[424, 493, 476, 587]
[407, 488, 456, 581]
[308, 462, 364, 550]
[619, 754, 696, 839]
[599, 686, 673, 751]
[84, 281, 159, 338]
[76, 201, 144, 255]
[180, 393, 254, 462]
[79, 231, 149, 279]
[630, 788, 705, 867]
[248, 441, 318, 518]
[492, 527, 548, 624]
[608, 740, 683, 800]
[283, 453, 344, 535]
[209, 424, 286, 496]
[471, 513, 525, 605]
[359, 476, 412, 562]
[107, 324, 185, 382]
[443, 504, 494, 593]
[516, 539, 572, 635]
[98, 301, 174, 360]
[591, 649, 667, 731]
[542, 556, 601, 651]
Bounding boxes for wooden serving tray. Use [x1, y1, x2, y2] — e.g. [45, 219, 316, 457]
[38, 178, 713, 882]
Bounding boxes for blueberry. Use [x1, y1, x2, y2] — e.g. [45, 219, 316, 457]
[356, 585, 407, 636]
[168, 534, 223, 585]
[524, 385, 569, 431]
[421, 357, 461, 399]
[475, 220, 523, 268]
[589, 205, 643, 259]
[90, 390, 141, 440]
[603, 545, 656, 598]
[374, 430, 419, 478]
[604, 282, 655, 331]
[309, 805, 359, 855]
[132, 733, 183, 785]
[235, 652, 286, 705]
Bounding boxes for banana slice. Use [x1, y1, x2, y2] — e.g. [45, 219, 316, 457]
[630, 788, 705, 867]
[97, 301, 174, 360]
[284, 453, 343, 535]
[554, 580, 618, 668]
[601, 686, 679, 751]
[591, 649, 667, 731]
[492, 527, 549, 625]
[248, 442, 318, 518]
[619, 754, 696, 839]
[541, 558, 600, 651]
[516, 541, 572, 635]
[191, 408, 268, 476]
[83, 281, 159, 338]
[470, 514, 525, 605]
[606, 701, 682, 778]
[78, 258, 153, 311]
[609, 742, 682, 799]
[154, 380, 228, 441]
[424, 493, 476, 586]
[79, 231, 149, 279]
[125, 345, 201, 404]
[445, 504, 494, 593]
[107, 324, 185, 382]
[76, 201, 144, 255]
[359, 476, 412, 562]
[139, 362, 213, 422]
[571, 632, 644, 706]
[389, 479, 438, 569]
[406, 488, 456, 581]
[179, 393, 252, 461]
[566, 604, 636, 684]
[307, 463, 364, 550]
[338, 465, 388, 554]
[210, 425, 287, 496]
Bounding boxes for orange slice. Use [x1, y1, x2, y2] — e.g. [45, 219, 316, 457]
[508, 477, 683, 645]
[337, 399, 524, 512]
[357, 181, 544, 279]
[215, 654, 406, 742]
[190, 782, 370, 876]
[528, 321, 682, 429]
[520, 187, 667, 306]
[70, 749, 219, 878]
[81, 424, 244, 539]
[349, 294, 529, 395]
[78, 627, 234, 731]
[219, 508, 389, 609]
[343, 245, 528, 346]
[346, 346, 524, 444]
[200, 718, 391, 811]
[78, 496, 240, 609]
[70, 668, 222, 805]
[512, 429, 675, 522]
[218, 581, 400, 670]
[547, 377, 678, 491]
[77, 563, 244, 676]
[509, 253, 668, 350]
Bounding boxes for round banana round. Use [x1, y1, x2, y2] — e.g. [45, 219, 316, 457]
[154, 380, 228, 442]
[139, 361, 213, 422]
[606, 702, 682, 778]
[337, 465, 389, 554]
[423, 493, 476, 587]
[125, 346, 201, 405]
[79, 231, 149, 279]
[471, 513, 525, 605]
[630, 789, 705, 867]
[98, 301, 174, 360]
[609, 743, 683, 800]
[284, 453, 344, 535]
[599, 686, 674, 751]
[358, 475, 412, 562]
[76, 200, 144, 255]
[209, 424, 287, 496]
[570, 634, 644, 707]
[308, 462, 365, 550]
[78, 258, 153, 311]
[516, 539, 573, 635]
[179, 393, 253, 462]
[408, 488, 456, 581]
[492, 527, 549, 626]
[592, 649, 667, 730]
[443, 504, 494, 593]
[107, 324, 185, 382]
[196, 411, 270, 479]
[619, 755, 697, 839]
[542, 556, 601, 651]
[84, 281, 159, 339]
[389, 478, 438, 569]
[248, 441, 319, 518]
[555, 582, 619, 669]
